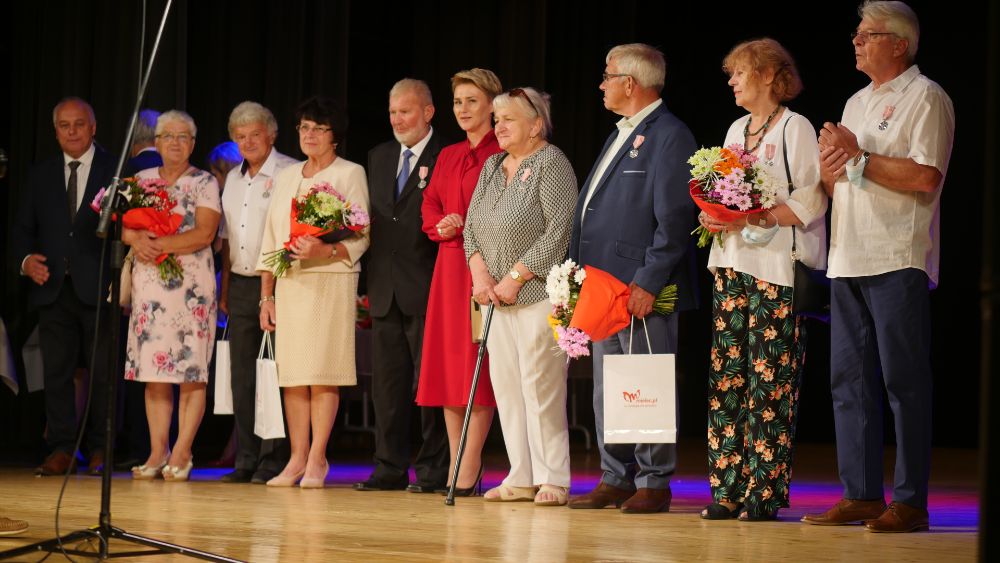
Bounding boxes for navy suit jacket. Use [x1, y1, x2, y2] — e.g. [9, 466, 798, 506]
[12, 144, 117, 308]
[122, 149, 162, 177]
[569, 103, 699, 312]
[364, 132, 447, 318]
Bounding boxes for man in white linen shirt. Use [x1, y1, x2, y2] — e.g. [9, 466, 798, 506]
[802, 0, 954, 533]
[218, 101, 297, 484]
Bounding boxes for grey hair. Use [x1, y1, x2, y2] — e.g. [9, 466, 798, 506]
[227, 101, 278, 139]
[134, 109, 160, 145]
[389, 78, 433, 106]
[492, 87, 553, 140]
[156, 110, 197, 138]
[859, 0, 919, 60]
[606, 43, 666, 93]
[52, 97, 96, 126]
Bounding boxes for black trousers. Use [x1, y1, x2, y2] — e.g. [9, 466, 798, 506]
[229, 274, 287, 472]
[37, 278, 110, 454]
[370, 296, 447, 485]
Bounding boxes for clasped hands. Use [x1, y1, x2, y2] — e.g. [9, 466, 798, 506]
[288, 234, 332, 261]
[473, 271, 522, 307]
[435, 213, 464, 240]
[818, 122, 862, 187]
[125, 229, 165, 264]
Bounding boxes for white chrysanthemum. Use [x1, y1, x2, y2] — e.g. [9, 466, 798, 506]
[573, 268, 586, 285]
[314, 192, 346, 216]
[688, 147, 723, 180]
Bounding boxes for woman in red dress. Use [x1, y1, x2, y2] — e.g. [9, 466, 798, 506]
[417, 68, 503, 495]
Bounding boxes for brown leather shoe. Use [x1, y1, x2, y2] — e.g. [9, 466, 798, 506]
[801, 498, 886, 525]
[567, 482, 635, 509]
[87, 450, 105, 476]
[35, 451, 76, 476]
[864, 502, 929, 533]
[621, 487, 672, 514]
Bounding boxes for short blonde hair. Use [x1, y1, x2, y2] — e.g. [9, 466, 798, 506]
[492, 87, 553, 140]
[156, 110, 197, 138]
[723, 38, 803, 102]
[450, 68, 503, 99]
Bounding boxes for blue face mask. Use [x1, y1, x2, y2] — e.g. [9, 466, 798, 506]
[741, 222, 780, 245]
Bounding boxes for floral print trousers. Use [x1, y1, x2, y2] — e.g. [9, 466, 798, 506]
[707, 268, 806, 514]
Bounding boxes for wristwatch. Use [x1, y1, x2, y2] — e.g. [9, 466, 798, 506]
[509, 270, 526, 285]
[853, 150, 871, 167]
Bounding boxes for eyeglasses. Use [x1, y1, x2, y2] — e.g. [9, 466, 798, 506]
[508, 88, 539, 116]
[296, 124, 332, 135]
[850, 30, 896, 43]
[156, 133, 193, 143]
[602, 73, 631, 83]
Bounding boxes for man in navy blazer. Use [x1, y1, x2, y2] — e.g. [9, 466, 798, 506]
[567, 44, 698, 514]
[122, 108, 162, 177]
[11, 97, 117, 476]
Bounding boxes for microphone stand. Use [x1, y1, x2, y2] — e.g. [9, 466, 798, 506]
[0, 1, 240, 560]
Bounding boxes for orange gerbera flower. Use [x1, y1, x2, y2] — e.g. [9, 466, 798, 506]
[713, 148, 742, 176]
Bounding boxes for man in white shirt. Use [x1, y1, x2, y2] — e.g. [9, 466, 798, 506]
[802, 0, 954, 533]
[218, 101, 297, 484]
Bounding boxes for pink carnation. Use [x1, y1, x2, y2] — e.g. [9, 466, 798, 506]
[555, 326, 591, 359]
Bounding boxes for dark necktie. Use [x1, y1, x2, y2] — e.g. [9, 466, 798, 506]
[67, 160, 82, 222]
[396, 149, 413, 200]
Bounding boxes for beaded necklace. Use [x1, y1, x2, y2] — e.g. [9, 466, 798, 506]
[743, 105, 782, 153]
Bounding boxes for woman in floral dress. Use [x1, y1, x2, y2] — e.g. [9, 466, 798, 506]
[697, 39, 828, 520]
[124, 110, 221, 482]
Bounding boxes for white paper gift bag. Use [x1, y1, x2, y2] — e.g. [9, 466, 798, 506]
[603, 318, 677, 444]
[212, 320, 233, 415]
[254, 332, 285, 439]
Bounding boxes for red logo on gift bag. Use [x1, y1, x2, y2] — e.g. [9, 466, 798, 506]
[622, 388, 658, 407]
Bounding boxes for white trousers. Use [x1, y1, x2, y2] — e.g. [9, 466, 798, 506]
[486, 299, 570, 487]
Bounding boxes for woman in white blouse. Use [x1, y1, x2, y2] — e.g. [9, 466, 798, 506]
[697, 38, 827, 522]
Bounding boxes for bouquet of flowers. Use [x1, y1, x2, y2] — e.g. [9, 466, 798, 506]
[545, 259, 677, 359]
[356, 294, 372, 330]
[262, 182, 369, 277]
[91, 177, 184, 283]
[688, 144, 779, 248]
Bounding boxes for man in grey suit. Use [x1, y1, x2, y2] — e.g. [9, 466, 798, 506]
[354, 79, 449, 493]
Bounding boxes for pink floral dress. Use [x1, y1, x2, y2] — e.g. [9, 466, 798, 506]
[125, 167, 220, 383]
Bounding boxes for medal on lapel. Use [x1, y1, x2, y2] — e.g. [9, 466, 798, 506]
[878, 105, 895, 131]
[764, 143, 777, 165]
[628, 134, 645, 159]
[417, 166, 429, 189]
[262, 178, 272, 198]
[520, 167, 532, 187]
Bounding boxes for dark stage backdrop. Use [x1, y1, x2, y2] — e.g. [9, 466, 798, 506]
[0, 0, 986, 453]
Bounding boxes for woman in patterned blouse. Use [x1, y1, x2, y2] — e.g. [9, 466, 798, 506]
[464, 87, 578, 506]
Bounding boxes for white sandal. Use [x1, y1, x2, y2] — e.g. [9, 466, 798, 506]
[131, 457, 169, 480]
[483, 484, 538, 502]
[534, 484, 568, 506]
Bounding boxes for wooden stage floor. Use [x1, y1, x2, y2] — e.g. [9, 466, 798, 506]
[0, 443, 978, 562]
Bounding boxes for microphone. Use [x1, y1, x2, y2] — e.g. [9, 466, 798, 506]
[95, 177, 121, 238]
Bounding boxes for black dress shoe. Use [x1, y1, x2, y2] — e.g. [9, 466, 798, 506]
[220, 469, 254, 483]
[251, 469, 278, 485]
[353, 476, 408, 491]
[407, 482, 447, 494]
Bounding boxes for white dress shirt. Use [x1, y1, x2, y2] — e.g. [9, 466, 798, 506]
[221, 148, 298, 275]
[827, 65, 955, 287]
[397, 126, 434, 178]
[707, 111, 828, 288]
[581, 98, 662, 220]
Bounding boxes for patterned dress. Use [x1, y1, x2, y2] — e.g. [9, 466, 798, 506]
[125, 167, 220, 384]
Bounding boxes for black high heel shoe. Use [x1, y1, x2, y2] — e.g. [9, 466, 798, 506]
[446, 465, 484, 497]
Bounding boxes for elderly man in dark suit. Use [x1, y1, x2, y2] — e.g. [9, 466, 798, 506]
[122, 108, 162, 177]
[567, 44, 698, 514]
[354, 79, 449, 493]
[12, 97, 117, 476]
